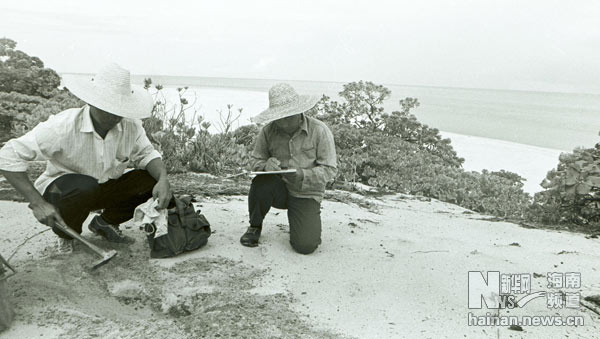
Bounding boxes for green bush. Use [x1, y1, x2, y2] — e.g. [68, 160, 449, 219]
[312, 82, 464, 168]
[0, 38, 82, 142]
[233, 124, 259, 148]
[0, 88, 83, 143]
[526, 146, 600, 229]
[311, 81, 531, 219]
[0, 38, 61, 98]
[142, 79, 252, 175]
[0, 92, 43, 142]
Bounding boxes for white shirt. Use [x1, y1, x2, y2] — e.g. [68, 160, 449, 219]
[0, 105, 161, 194]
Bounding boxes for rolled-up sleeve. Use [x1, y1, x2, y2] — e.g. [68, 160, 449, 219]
[300, 126, 337, 191]
[251, 127, 270, 171]
[0, 120, 58, 172]
[130, 121, 161, 169]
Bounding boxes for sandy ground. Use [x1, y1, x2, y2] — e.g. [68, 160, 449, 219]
[1, 192, 600, 339]
[441, 132, 564, 195]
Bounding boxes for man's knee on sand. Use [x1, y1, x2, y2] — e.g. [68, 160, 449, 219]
[290, 239, 320, 255]
[290, 225, 321, 255]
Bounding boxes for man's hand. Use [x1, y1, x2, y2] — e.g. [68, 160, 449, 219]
[1, 170, 66, 228]
[264, 157, 282, 171]
[152, 178, 172, 210]
[28, 200, 67, 228]
[281, 167, 304, 186]
[146, 158, 172, 209]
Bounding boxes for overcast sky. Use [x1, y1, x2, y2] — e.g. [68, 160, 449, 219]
[1, 0, 599, 93]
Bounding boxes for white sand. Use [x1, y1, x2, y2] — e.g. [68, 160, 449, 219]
[1, 193, 600, 338]
[441, 131, 566, 195]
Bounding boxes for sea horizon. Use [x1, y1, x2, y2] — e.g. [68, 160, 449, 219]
[61, 71, 600, 97]
[61, 72, 600, 153]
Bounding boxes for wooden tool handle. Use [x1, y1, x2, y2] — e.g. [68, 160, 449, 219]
[54, 221, 110, 258]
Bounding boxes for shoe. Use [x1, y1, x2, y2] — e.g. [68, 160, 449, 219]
[88, 215, 135, 244]
[57, 238, 74, 254]
[240, 226, 262, 247]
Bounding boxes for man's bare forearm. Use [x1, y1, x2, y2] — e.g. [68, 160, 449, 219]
[144, 157, 173, 209]
[0, 170, 45, 205]
[145, 158, 168, 182]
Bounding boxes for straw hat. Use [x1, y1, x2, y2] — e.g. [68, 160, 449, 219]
[251, 83, 319, 125]
[63, 63, 153, 119]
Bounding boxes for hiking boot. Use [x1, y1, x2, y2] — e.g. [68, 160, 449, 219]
[56, 238, 74, 254]
[88, 215, 135, 244]
[240, 226, 262, 247]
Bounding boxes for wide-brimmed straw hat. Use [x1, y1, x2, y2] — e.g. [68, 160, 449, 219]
[251, 83, 319, 125]
[63, 63, 153, 119]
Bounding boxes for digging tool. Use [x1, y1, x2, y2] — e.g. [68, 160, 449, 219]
[54, 220, 117, 269]
[0, 254, 15, 330]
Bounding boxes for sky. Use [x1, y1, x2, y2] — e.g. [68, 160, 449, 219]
[1, 0, 600, 94]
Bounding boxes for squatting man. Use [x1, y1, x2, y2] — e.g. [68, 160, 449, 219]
[0, 63, 173, 252]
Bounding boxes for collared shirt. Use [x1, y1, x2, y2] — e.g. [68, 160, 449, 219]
[0, 105, 161, 194]
[251, 115, 337, 202]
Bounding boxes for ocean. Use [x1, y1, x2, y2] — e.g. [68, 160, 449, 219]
[122, 74, 599, 152]
[62, 73, 599, 151]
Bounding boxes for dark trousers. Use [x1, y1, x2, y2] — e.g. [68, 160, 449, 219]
[43, 170, 156, 239]
[248, 175, 322, 254]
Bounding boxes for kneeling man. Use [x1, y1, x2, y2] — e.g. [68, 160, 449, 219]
[0, 63, 172, 252]
[240, 83, 337, 254]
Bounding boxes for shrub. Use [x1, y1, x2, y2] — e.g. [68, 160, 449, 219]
[142, 79, 252, 175]
[526, 145, 600, 229]
[0, 38, 61, 98]
[382, 98, 463, 168]
[312, 82, 464, 168]
[0, 38, 82, 142]
[14, 90, 83, 134]
[312, 81, 531, 219]
[232, 124, 259, 148]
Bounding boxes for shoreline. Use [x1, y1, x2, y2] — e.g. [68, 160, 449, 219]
[60, 72, 599, 150]
[442, 131, 564, 194]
